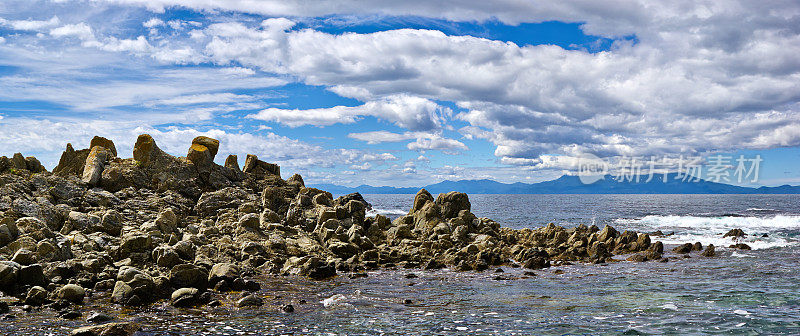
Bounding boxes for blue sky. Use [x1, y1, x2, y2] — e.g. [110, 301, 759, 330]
[0, 0, 799, 187]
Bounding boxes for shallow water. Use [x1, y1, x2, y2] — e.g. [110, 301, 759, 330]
[3, 194, 799, 335]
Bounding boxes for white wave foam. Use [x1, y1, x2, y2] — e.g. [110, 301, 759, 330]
[367, 208, 408, 216]
[321, 294, 349, 308]
[613, 215, 800, 250]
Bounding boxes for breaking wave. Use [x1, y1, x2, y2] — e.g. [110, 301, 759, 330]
[614, 215, 800, 250]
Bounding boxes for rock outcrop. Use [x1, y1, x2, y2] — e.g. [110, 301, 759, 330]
[0, 134, 682, 313]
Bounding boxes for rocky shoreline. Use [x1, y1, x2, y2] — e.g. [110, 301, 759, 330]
[0, 135, 720, 335]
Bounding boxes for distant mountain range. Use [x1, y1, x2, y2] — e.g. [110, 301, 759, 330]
[310, 174, 800, 194]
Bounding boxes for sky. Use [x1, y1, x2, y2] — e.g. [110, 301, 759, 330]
[0, 0, 799, 187]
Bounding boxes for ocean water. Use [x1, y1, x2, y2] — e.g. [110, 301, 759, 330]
[4, 194, 800, 335]
[367, 194, 800, 251]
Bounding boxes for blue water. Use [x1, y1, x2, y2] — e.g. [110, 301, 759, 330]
[5, 194, 800, 335]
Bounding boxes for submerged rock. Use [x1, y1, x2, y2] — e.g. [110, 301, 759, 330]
[672, 243, 693, 254]
[701, 244, 716, 257]
[237, 294, 263, 307]
[729, 243, 752, 250]
[723, 228, 746, 239]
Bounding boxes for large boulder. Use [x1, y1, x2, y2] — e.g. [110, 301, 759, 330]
[25, 155, 46, 173]
[187, 144, 213, 167]
[410, 189, 434, 214]
[287, 174, 305, 188]
[18, 263, 47, 288]
[154, 208, 178, 234]
[0, 261, 21, 291]
[169, 264, 208, 289]
[132, 134, 164, 166]
[281, 256, 336, 280]
[171, 287, 200, 307]
[24, 286, 48, 306]
[435, 191, 471, 219]
[82, 146, 112, 185]
[242, 154, 280, 178]
[98, 210, 123, 236]
[191, 136, 219, 158]
[208, 263, 239, 286]
[11, 153, 26, 170]
[89, 136, 117, 157]
[112, 267, 157, 305]
[334, 192, 372, 210]
[224, 155, 241, 172]
[57, 284, 86, 304]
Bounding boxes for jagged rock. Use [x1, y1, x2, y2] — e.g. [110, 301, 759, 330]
[86, 313, 113, 323]
[16, 217, 54, 240]
[153, 246, 182, 268]
[238, 213, 260, 231]
[132, 134, 162, 165]
[118, 234, 152, 258]
[436, 191, 471, 219]
[328, 240, 360, 259]
[224, 155, 241, 172]
[54, 144, 91, 177]
[90, 136, 117, 157]
[98, 210, 123, 236]
[0, 156, 10, 173]
[242, 154, 280, 178]
[260, 209, 281, 225]
[11, 153, 27, 170]
[334, 192, 371, 210]
[281, 256, 336, 279]
[411, 189, 434, 214]
[692, 242, 703, 251]
[287, 174, 304, 188]
[25, 156, 46, 173]
[82, 146, 112, 185]
[597, 226, 619, 243]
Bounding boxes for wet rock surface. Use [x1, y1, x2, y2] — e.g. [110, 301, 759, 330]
[0, 134, 746, 334]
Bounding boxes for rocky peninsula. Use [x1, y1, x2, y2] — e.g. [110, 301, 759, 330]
[0, 135, 713, 335]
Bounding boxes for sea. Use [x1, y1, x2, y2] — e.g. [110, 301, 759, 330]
[4, 194, 799, 335]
